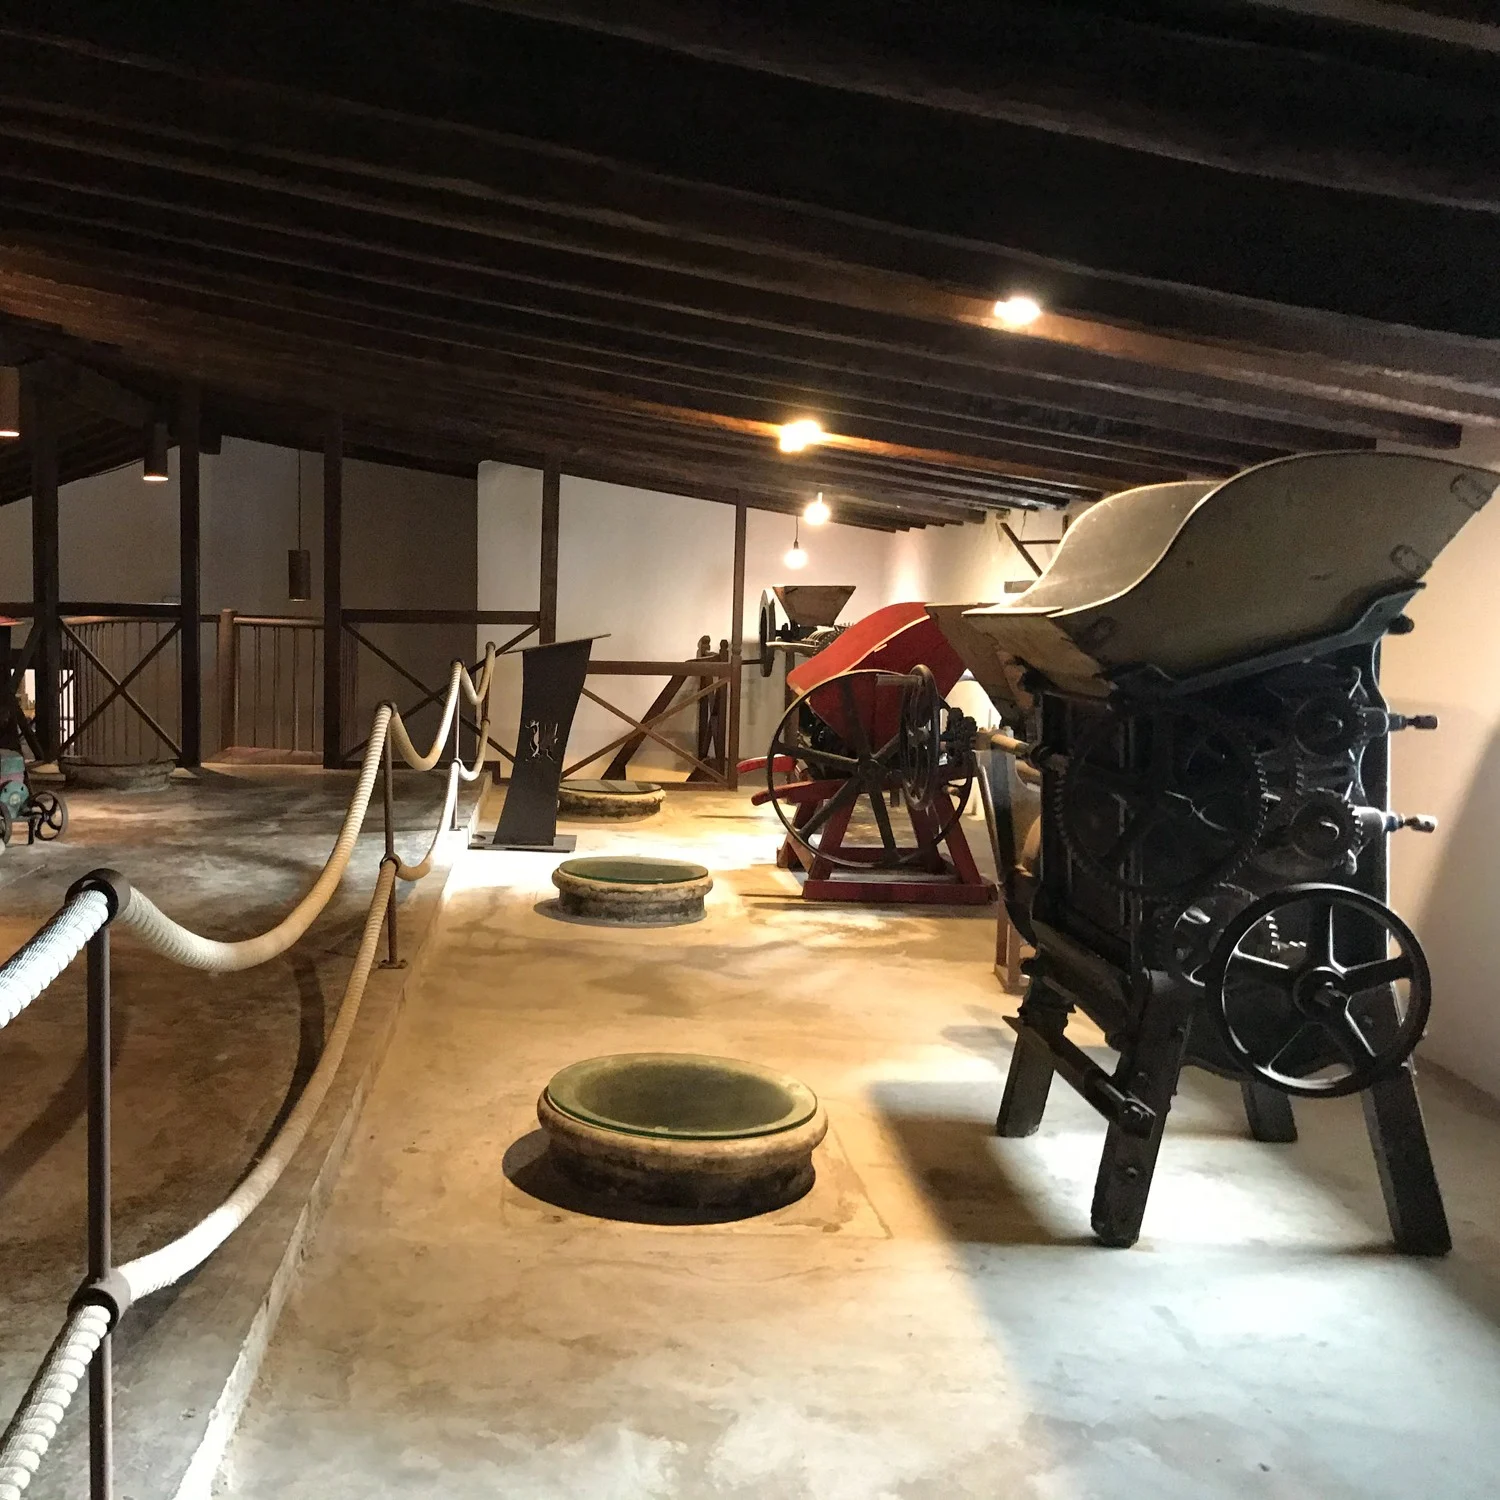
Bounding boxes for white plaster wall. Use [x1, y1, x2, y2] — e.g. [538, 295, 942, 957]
[477, 463, 909, 774]
[1381, 426, 1500, 1096]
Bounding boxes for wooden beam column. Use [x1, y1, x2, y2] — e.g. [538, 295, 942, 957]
[727, 499, 747, 790]
[28, 375, 60, 764]
[177, 383, 202, 767]
[539, 455, 560, 644]
[322, 413, 344, 768]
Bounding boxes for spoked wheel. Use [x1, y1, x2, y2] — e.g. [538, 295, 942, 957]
[1203, 883, 1430, 1098]
[758, 589, 778, 679]
[898, 664, 943, 806]
[766, 668, 972, 871]
[31, 790, 67, 841]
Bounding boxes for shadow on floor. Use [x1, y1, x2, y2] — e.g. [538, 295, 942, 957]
[868, 1079, 1089, 1248]
[502, 1128, 809, 1226]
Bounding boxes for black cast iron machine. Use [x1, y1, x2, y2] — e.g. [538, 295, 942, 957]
[941, 453, 1498, 1252]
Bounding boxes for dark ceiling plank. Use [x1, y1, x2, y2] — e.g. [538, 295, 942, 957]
[0, 159, 1310, 467]
[0, 214, 1460, 454]
[465, 0, 1500, 205]
[2, 28, 1498, 389]
[0, 119, 1487, 435]
[0, 246, 1182, 489]
[8, 5, 1500, 338]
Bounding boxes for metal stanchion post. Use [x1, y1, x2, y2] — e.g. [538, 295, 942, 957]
[86, 923, 113, 1500]
[381, 723, 404, 970]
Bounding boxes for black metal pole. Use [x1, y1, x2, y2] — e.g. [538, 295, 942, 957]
[86, 924, 113, 1500]
[381, 723, 400, 968]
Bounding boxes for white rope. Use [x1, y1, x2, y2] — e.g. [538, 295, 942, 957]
[114, 704, 393, 971]
[116, 647, 495, 969]
[394, 715, 490, 882]
[0, 891, 109, 1031]
[387, 646, 495, 772]
[119, 860, 397, 1302]
[0, 1303, 111, 1500]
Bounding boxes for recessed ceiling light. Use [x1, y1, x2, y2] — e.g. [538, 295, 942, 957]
[992, 295, 1043, 329]
[778, 418, 825, 453]
[804, 492, 830, 525]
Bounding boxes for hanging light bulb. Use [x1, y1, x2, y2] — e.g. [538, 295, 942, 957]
[287, 449, 312, 601]
[0, 367, 20, 440]
[804, 491, 830, 526]
[784, 516, 808, 570]
[142, 419, 171, 481]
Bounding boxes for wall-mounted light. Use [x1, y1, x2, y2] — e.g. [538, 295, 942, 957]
[804, 491, 830, 526]
[287, 450, 312, 602]
[992, 294, 1043, 329]
[0, 367, 19, 440]
[784, 517, 808, 570]
[142, 419, 171, 481]
[778, 418, 825, 454]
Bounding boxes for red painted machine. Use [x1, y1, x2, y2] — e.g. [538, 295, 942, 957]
[739, 602, 995, 903]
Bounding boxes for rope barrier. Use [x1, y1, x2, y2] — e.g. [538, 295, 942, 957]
[0, 644, 500, 1486]
[114, 644, 494, 971]
[118, 859, 397, 1300]
[0, 1304, 111, 1499]
[0, 890, 110, 1032]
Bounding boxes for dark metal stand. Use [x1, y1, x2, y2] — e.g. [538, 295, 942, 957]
[86, 919, 112, 1500]
[475, 636, 602, 852]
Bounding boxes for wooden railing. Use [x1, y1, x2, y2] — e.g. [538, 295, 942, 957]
[566, 645, 738, 788]
[215, 612, 352, 761]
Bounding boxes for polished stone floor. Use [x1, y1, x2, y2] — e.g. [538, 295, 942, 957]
[220, 790, 1500, 1500]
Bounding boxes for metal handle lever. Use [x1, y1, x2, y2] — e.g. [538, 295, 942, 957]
[1388, 712, 1439, 731]
[1385, 812, 1438, 834]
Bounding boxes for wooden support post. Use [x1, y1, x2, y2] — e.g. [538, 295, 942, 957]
[216, 609, 238, 753]
[322, 414, 344, 768]
[178, 384, 202, 767]
[27, 375, 60, 764]
[539, 456, 560, 645]
[727, 500, 747, 789]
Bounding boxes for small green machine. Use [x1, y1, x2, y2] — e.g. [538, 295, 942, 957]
[0, 750, 67, 851]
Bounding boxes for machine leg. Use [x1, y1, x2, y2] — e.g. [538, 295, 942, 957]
[1362, 1061, 1451, 1255]
[996, 990, 1068, 1138]
[1241, 1080, 1298, 1143]
[1089, 981, 1193, 1248]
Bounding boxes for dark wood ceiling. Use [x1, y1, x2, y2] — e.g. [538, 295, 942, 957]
[1, 1, 1498, 529]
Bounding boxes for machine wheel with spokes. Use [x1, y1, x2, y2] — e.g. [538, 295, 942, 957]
[766, 668, 972, 871]
[1202, 883, 1430, 1098]
[31, 790, 68, 841]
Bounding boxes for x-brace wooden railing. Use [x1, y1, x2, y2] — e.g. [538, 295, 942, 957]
[59, 616, 182, 759]
[565, 660, 735, 785]
[340, 617, 538, 766]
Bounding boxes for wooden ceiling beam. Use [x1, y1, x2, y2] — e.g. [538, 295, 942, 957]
[5, 9, 1500, 342]
[0, 248, 1181, 489]
[0, 123, 1485, 436]
[1, 29, 1496, 391]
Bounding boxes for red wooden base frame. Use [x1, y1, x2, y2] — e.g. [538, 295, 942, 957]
[775, 788, 996, 905]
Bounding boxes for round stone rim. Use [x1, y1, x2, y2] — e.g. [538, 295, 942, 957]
[543, 1051, 818, 1140]
[555, 856, 708, 887]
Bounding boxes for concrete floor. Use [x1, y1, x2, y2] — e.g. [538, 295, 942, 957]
[215, 789, 1500, 1499]
[0, 765, 456, 1495]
